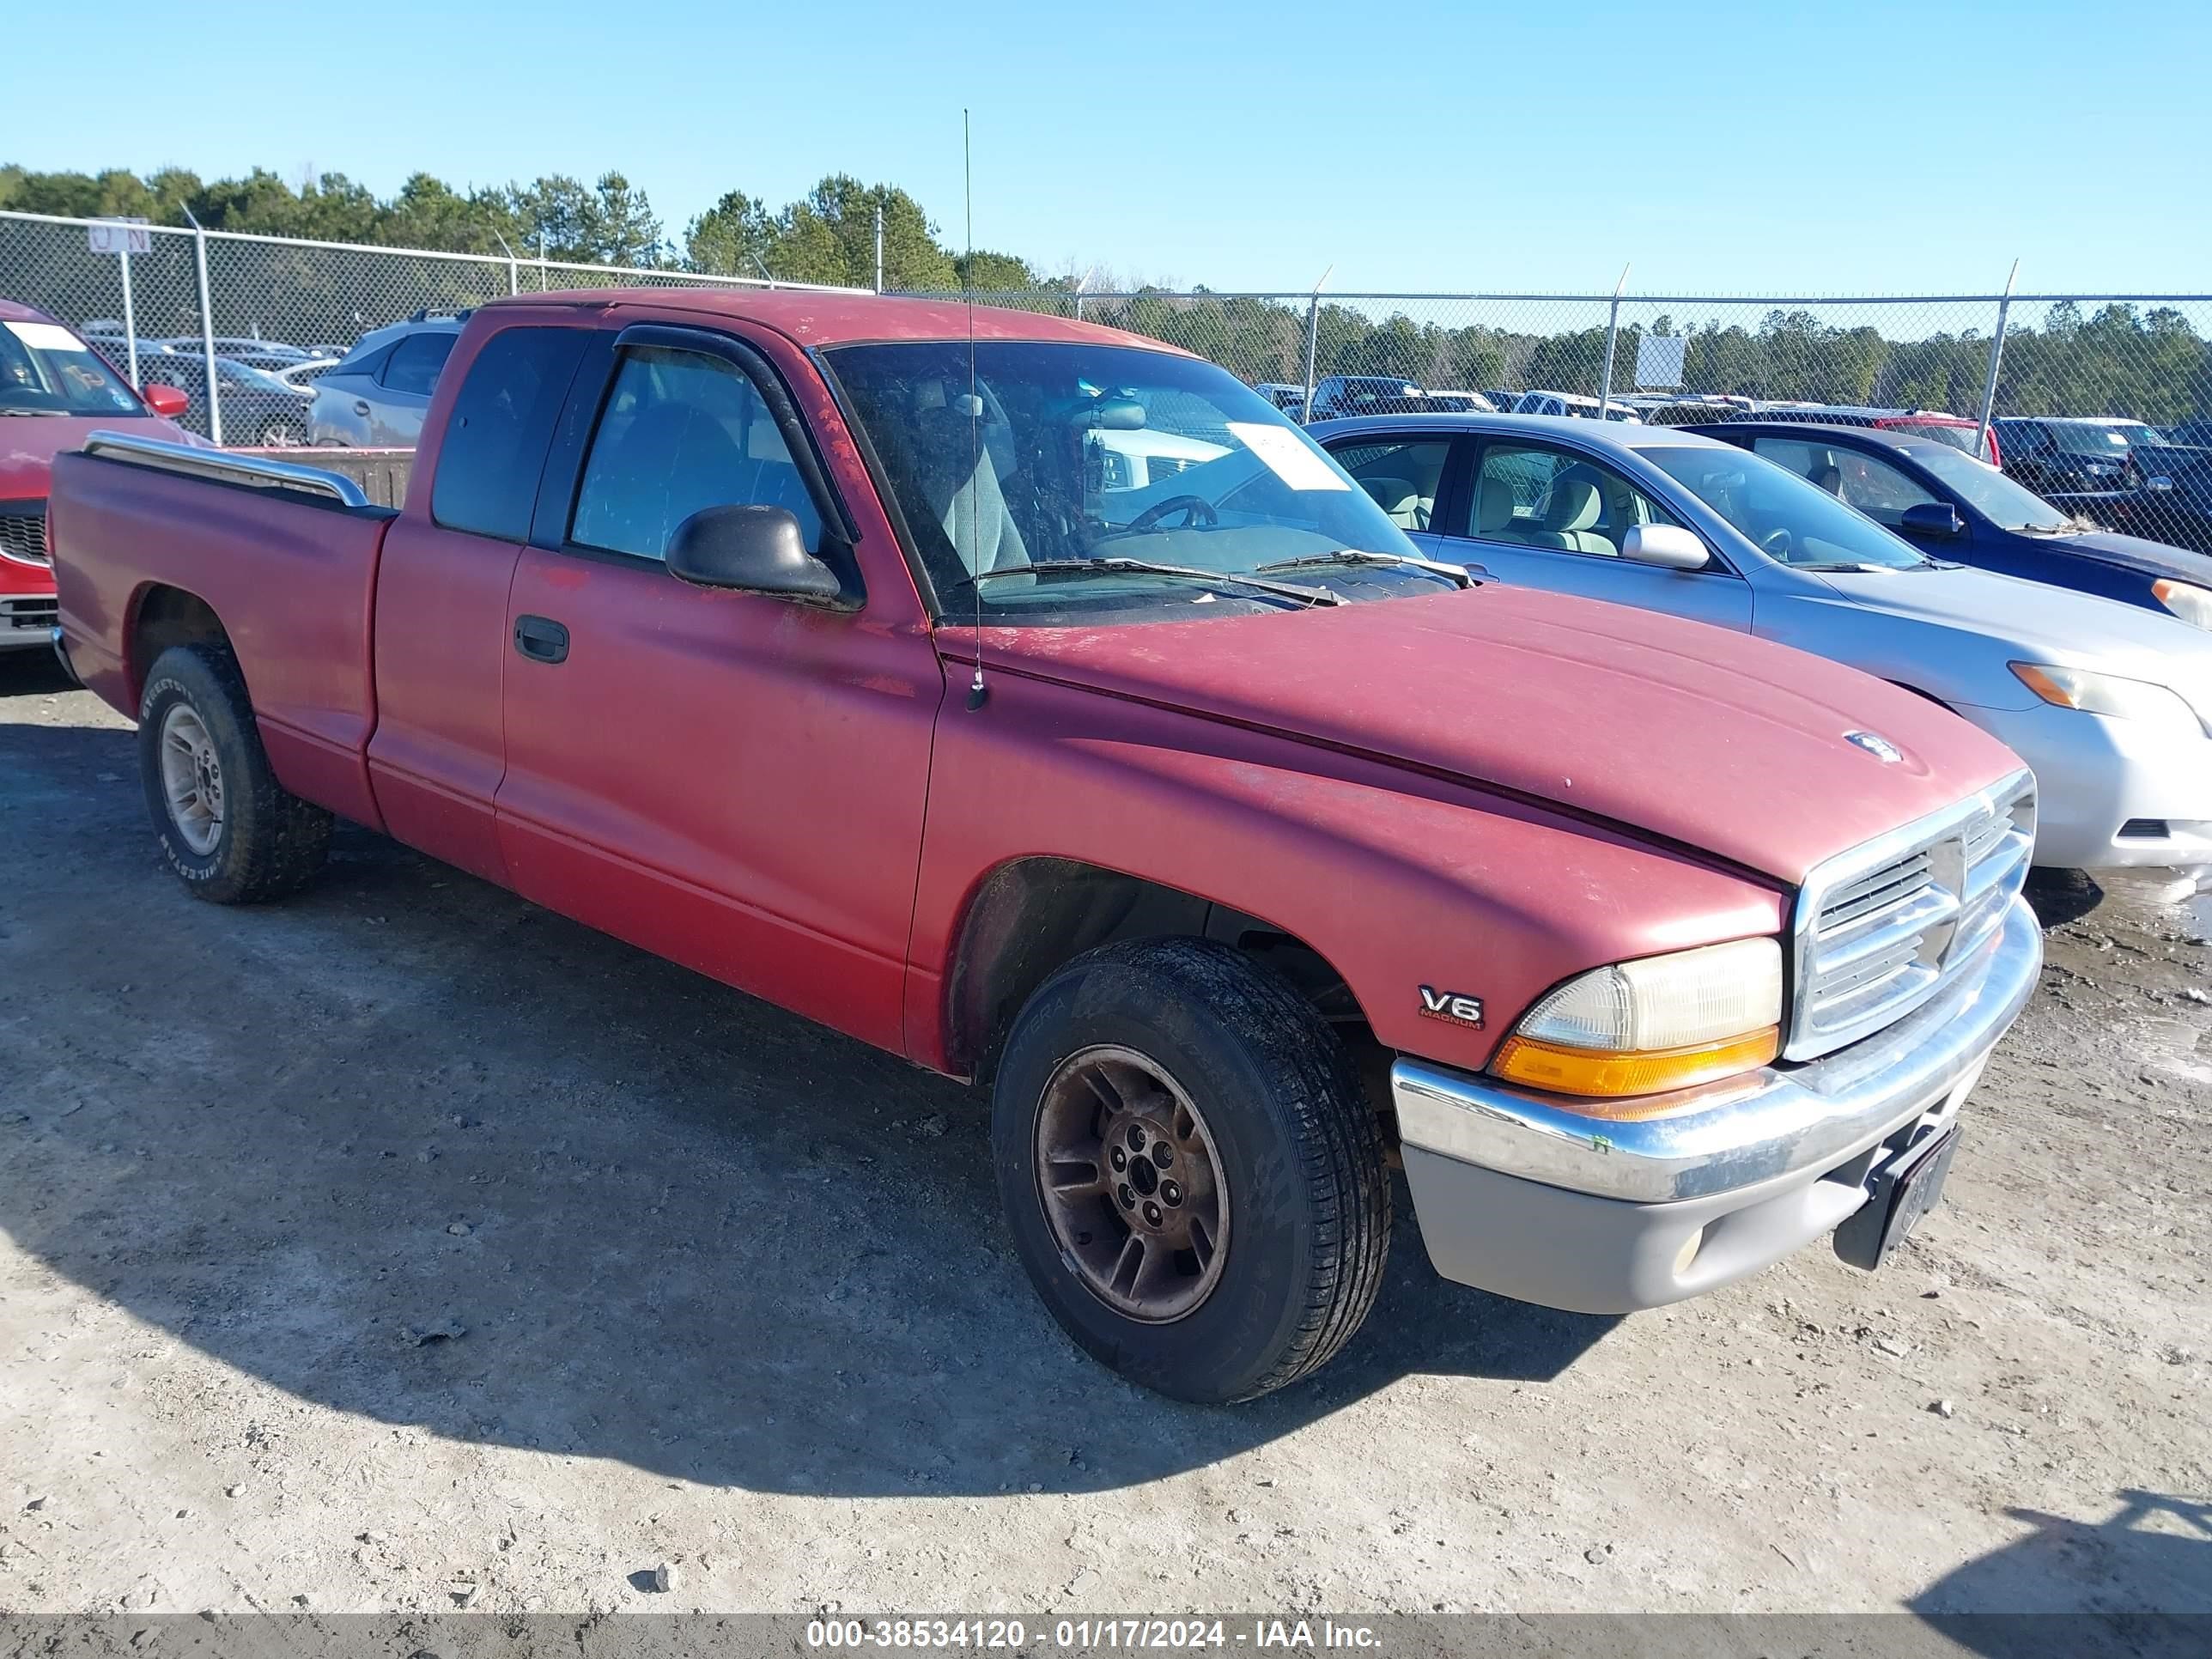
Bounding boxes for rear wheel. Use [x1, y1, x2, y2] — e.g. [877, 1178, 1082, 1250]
[137, 644, 331, 903]
[992, 938, 1390, 1403]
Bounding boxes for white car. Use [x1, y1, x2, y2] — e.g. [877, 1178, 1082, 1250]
[1091, 428, 1231, 491]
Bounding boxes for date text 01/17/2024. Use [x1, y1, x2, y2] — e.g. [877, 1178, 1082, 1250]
[804, 1618, 1383, 1650]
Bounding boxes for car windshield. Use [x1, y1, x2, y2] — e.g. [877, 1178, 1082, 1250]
[1644, 446, 1929, 570]
[1905, 443, 2075, 531]
[2047, 422, 2142, 458]
[825, 340, 1443, 622]
[216, 358, 293, 392]
[0, 318, 146, 416]
[1891, 421, 1982, 456]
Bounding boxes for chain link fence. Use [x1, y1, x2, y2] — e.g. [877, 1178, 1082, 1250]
[7, 207, 2209, 550]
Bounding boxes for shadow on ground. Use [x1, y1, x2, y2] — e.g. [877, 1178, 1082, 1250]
[0, 700, 1614, 1500]
[1910, 1491, 2212, 1651]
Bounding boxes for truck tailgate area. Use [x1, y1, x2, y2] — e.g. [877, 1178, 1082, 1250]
[48, 447, 392, 829]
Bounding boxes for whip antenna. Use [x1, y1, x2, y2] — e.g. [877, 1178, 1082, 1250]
[963, 107, 989, 712]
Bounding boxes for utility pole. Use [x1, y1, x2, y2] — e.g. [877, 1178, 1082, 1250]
[1974, 259, 2020, 462]
[1596, 262, 1631, 419]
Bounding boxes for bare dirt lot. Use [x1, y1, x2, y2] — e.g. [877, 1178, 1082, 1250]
[1, 653, 2206, 1620]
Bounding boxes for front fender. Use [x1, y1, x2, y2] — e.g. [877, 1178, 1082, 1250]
[906, 672, 1785, 1077]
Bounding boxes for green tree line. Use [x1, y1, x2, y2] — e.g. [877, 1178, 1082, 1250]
[3, 164, 2204, 419]
[0, 163, 1040, 289]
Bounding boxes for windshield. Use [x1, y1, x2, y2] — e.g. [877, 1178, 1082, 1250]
[1906, 442, 2074, 531]
[826, 341, 1437, 622]
[2047, 422, 2144, 458]
[0, 319, 145, 416]
[1891, 421, 1981, 456]
[1644, 446, 1929, 570]
[216, 357, 294, 392]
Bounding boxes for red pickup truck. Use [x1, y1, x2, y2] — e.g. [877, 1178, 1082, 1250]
[48, 289, 2043, 1402]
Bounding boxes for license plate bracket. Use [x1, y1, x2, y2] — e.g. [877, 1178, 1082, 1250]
[1833, 1126, 1960, 1272]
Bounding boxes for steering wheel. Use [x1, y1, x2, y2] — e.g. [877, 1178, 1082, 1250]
[1121, 494, 1218, 535]
[1760, 526, 1796, 557]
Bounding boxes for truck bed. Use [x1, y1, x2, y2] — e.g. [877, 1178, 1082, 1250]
[49, 438, 396, 829]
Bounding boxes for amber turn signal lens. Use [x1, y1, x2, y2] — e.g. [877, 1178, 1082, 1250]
[1491, 1027, 1781, 1109]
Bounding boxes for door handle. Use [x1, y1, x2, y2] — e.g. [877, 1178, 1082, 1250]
[353, 399, 371, 416]
[514, 615, 569, 665]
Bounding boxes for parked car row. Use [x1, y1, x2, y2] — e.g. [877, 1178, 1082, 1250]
[1312, 409, 2212, 874]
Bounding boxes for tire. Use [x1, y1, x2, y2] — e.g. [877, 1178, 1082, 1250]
[137, 643, 331, 903]
[992, 937, 1390, 1403]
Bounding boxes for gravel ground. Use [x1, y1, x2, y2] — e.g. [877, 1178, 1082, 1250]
[1, 653, 2206, 1619]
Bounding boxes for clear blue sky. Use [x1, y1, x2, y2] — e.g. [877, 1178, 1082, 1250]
[10, 0, 2209, 295]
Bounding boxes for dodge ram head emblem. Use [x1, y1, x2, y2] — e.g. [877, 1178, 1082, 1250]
[1844, 730, 1904, 763]
[1418, 987, 1485, 1028]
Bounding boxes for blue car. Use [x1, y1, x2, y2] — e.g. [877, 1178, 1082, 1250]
[1687, 420, 2212, 630]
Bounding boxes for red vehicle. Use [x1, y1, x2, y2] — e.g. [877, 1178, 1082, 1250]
[1, 300, 193, 654]
[48, 290, 2042, 1401]
[1731, 404, 2002, 466]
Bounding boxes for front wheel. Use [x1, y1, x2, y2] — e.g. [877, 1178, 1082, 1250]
[992, 938, 1391, 1403]
[137, 644, 331, 903]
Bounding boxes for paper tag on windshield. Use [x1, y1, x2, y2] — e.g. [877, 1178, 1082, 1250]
[1228, 422, 1350, 492]
[4, 320, 88, 353]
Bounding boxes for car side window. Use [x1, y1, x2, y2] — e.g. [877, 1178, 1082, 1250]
[1752, 438, 1936, 527]
[380, 332, 457, 398]
[1328, 439, 1451, 531]
[430, 326, 592, 543]
[1455, 444, 1674, 558]
[568, 344, 823, 562]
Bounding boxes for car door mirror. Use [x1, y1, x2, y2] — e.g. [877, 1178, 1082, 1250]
[1899, 502, 1966, 538]
[665, 503, 849, 607]
[1620, 524, 1711, 570]
[141, 383, 190, 418]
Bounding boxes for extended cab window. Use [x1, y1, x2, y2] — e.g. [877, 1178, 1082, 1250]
[1458, 445, 1675, 557]
[568, 345, 822, 562]
[429, 326, 591, 543]
[380, 331, 457, 398]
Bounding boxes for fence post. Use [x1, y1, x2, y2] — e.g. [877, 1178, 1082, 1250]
[182, 208, 222, 446]
[495, 233, 520, 297]
[1974, 258, 2019, 462]
[1073, 273, 1085, 324]
[1596, 262, 1631, 417]
[1300, 265, 1331, 422]
[874, 205, 884, 295]
[118, 242, 139, 389]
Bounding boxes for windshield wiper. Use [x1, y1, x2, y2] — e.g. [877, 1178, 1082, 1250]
[1253, 548, 1474, 589]
[0, 407, 70, 417]
[967, 558, 1344, 607]
[1794, 561, 1923, 573]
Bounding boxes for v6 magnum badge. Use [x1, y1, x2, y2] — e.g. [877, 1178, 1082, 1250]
[1418, 987, 1485, 1029]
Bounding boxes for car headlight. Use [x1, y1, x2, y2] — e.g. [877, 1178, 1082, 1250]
[2152, 579, 2212, 630]
[1490, 937, 1782, 1104]
[2010, 662, 2203, 732]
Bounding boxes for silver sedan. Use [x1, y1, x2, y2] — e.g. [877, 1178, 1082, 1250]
[1311, 413, 2212, 873]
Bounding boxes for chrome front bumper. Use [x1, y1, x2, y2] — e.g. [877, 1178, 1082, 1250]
[1394, 896, 2043, 1206]
[1391, 898, 2041, 1313]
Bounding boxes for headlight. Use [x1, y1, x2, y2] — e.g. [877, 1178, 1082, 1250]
[2010, 662, 2202, 732]
[1491, 937, 1782, 1104]
[2152, 579, 2212, 630]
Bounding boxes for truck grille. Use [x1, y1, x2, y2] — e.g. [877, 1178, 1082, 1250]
[1787, 770, 2035, 1060]
[0, 503, 49, 566]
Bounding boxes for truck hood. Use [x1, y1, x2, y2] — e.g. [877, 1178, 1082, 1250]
[1807, 561, 2212, 692]
[0, 411, 192, 502]
[951, 585, 2023, 884]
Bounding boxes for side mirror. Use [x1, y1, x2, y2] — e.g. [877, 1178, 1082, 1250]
[665, 504, 848, 606]
[142, 383, 190, 418]
[1899, 501, 1966, 538]
[1620, 523, 1711, 570]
